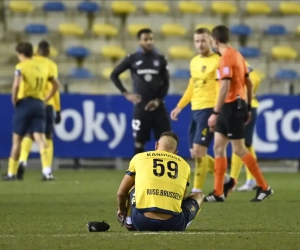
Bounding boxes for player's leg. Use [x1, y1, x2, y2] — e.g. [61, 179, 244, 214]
[17, 133, 34, 180]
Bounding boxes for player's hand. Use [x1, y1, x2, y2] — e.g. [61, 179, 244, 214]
[145, 99, 160, 111]
[11, 97, 18, 107]
[245, 111, 252, 125]
[124, 93, 141, 104]
[116, 209, 127, 225]
[208, 114, 217, 132]
[170, 107, 182, 121]
[55, 111, 61, 124]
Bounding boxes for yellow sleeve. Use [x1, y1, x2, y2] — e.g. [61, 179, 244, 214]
[250, 71, 261, 94]
[51, 63, 61, 111]
[126, 156, 137, 176]
[14, 63, 22, 75]
[187, 164, 191, 186]
[177, 78, 193, 109]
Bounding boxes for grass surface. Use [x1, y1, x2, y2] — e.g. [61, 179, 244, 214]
[0, 170, 299, 250]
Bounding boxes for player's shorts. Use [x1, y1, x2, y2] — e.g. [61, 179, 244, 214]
[245, 108, 257, 147]
[215, 99, 248, 140]
[188, 108, 214, 148]
[13, 97, 46, 136]
[132, 103, 171, 143]
[45, 105, 55, 134]
[129, 188, 200, 231]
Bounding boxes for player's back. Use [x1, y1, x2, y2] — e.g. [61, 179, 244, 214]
[189, 53, 220, 109]
[17, 59, 49, 101]
[131, 151, 190, 215]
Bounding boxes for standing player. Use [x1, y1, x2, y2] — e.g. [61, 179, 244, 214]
[110, 28, 170, 155]
[205, 25, 273, 202]
[170, 28, 235, 195]
[17, 40, 61, 181]
[2, 42, 59, 181]
[116, 131, 204, 231]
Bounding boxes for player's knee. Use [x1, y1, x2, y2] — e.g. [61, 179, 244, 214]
[213, 143, 225, 157]
[189, 192, 205, 207]
[193, 144, 207, 158]
[232, 144, 248, 158]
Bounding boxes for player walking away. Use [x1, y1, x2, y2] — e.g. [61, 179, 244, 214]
[110, 28, 170, 155]
[170, 28, 235, 196]
[2, 42, 60, 181]
[205, 25, 273, 202]
[17, 40, 61, 181]
[116, 131, 204, 231]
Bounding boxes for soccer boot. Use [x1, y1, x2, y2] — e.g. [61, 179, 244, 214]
[250, 186, 273, 202]
[42, 173, 54, 181]
[116, 211, 137, 231]
[237, 182, 257, 192]
[224, 177, 237, 198]
[2, 174, 16, 181]
[16, 162, 26, 180]
[87, 221, 110, 232]
[204, 193, 225, 202]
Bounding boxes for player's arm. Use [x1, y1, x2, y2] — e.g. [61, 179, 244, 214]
[157, 56, 170, 101]
[177, 78, 193, 109]
[45, 77, 60, 103]
[245, 76, 253, 108]
[12, 66, 22, 105]
[52, 64, 61, 123]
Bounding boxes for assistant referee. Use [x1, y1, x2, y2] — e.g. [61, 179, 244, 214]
[110, 28, 171, 155]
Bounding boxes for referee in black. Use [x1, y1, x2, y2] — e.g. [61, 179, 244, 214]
[110, 28, 171, 155]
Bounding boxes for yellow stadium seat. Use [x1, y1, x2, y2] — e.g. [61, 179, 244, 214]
[9, 1, 35, 13]
[161, 24, 186, 37]
[272, 46, 298, 60]
[195, 23, 215, 32]
[211, 1, 236, 14]
[111, 1, 136, 15]
[127, 24, 150, 36]
[58, 23, 84, 36]
[144, 1, 169, 14]
[101, 45, 126, 59]
[34, 46, 58, 58]
[93, 24, 118, 37]
[280, 2, 300, 15]
[102, 68, 129, 80]
[246, 2, 272, 15]
[168, 46, 194, 59]
[178, 1, 203, 14]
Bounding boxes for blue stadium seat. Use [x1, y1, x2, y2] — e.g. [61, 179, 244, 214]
[77, 2, 100, 13]
[25, 24, 48, 35]
[230, 24, 252, 36]
[69, 68, 94, 79]
[172, 69, 190, 79]
[264, 25, 287, 35]
[66, 46, 90, 58]
[275, 69, 298, 80]
[239, 47, 261, 58]
[43, 2, 66, 12]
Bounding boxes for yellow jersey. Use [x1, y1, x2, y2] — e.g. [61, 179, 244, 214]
[126, 151, 191, 215]
[245, 62, 261, 108]
[177, 53, 220, 110]
[33, 56, 61, 111]
[15, 59, 52, 101]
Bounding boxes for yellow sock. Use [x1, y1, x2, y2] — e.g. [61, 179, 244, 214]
[45, 139, 54, 168]
[206, 155, 215, 174]
[230, 153, 243, 180]
[19, 137, 33, 163]
[193, 157, 208, 191]
[246, 146, 256, 181]
[8, 158, 19, 176]
[40, 146, 51, 171]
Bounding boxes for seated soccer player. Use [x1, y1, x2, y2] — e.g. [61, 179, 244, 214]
[116, 131, 204, 231]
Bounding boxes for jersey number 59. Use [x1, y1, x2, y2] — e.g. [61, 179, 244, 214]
[152, 159, 178, 179]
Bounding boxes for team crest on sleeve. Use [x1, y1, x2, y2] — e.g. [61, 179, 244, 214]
[14, 69, 21, 76]
[223, 67, 230, 75]
[153, 60, 160, 67]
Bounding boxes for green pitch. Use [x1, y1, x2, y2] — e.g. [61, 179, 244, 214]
[0, 170, 299, 250]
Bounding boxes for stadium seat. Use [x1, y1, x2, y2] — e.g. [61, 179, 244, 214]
[111, 1, 136, 15]
[144, 1, 169, 14]
[279, 2, 300, 15]
[160, 24, 186, 37]
[172, 69, 190, 79]
[195, 23, 215, 32]
[211, 1, 236, 14]
[101, 46, 126, 60]
[25, 24, 48, 35]
[69, 68, 93, 79]
[58, 23, 84, 36]
[77, 1, 100, 13]
[264, 25, 287, 36]
[9, 1, 35, 13]
[168, 46, 194, 59]
[127, 24, 150, 36]
[271, 46, 298, 60]
[93, 24, 118, 37]
[178, 1, 203, 14]
[102, 68, 129, 80]
[230, 24, 252, 36]
[239, 47, 261, 58]
[66, 46, 90, 58]
[43, 2, 66, 12]
[246, 1, 271, 15]
[275, 69, 298, 80]
[34, 46, 58, 58]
